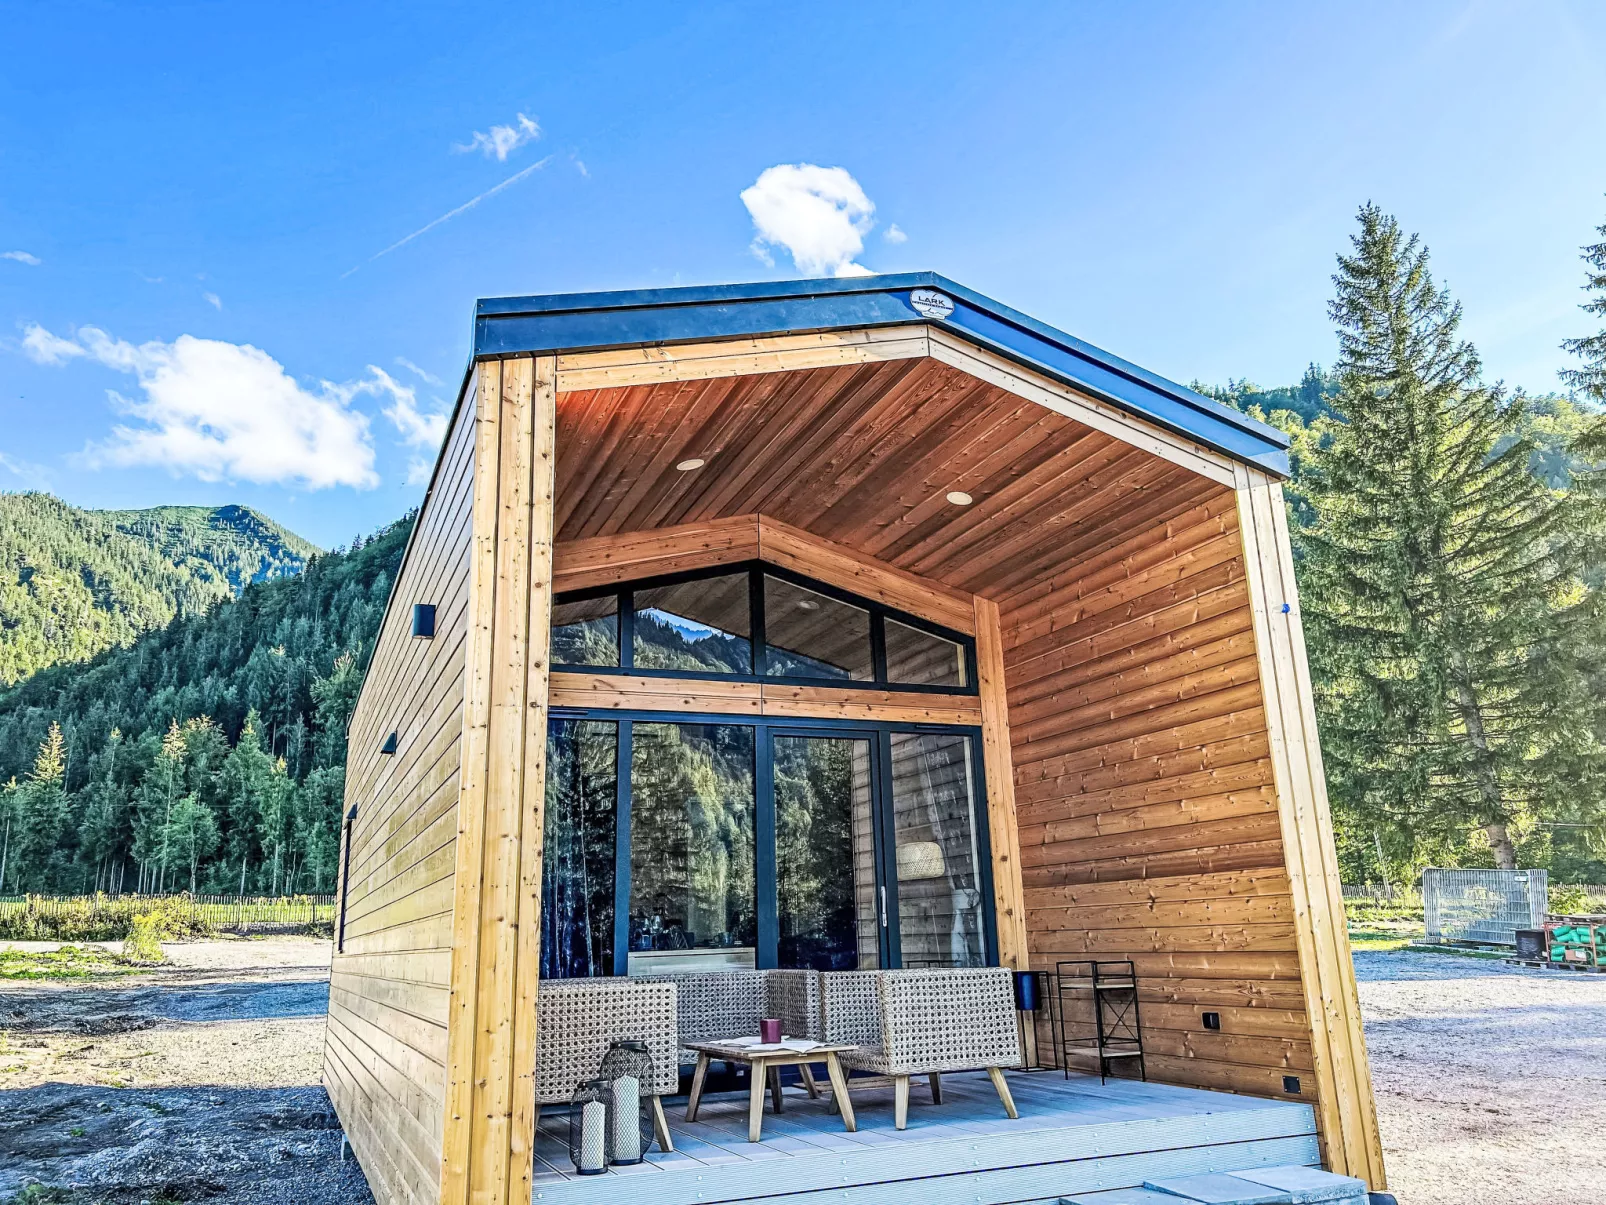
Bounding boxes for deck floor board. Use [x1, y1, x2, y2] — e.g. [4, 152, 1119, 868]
[530, 1071, 1319, 1204]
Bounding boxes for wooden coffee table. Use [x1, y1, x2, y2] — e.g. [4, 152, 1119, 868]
[683, 1039, 859, 1142]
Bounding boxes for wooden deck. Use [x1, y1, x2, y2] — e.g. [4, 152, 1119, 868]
[530, 1070, 1320, 1205]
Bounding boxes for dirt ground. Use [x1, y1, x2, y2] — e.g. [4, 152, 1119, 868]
[1354, 949, 1606, 1205]
[4, 939, 1603, 1204]
[0, 938, 372, 1205]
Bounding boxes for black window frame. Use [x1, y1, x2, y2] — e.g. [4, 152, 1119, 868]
[552, 560, 979, 695]
[543, 707, 999, 976]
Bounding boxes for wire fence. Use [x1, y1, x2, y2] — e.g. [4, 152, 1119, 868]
[0, 893, 336, 938]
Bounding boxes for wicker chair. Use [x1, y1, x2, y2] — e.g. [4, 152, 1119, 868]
[641, 968, 825, 1053]
[823, 967, 1022, 1129]
[534, 978, 680, 1152]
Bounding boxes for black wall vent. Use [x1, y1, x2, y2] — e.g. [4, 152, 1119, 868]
[412, 604, 437, 639]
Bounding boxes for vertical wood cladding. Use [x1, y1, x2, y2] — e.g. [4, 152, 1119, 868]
[323, 385, 478, 1205]
[1000, 488, 1314, 1102]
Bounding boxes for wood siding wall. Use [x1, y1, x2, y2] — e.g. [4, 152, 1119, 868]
[324, 379, 479, 1205]
[1001, 489, 1309, 1101]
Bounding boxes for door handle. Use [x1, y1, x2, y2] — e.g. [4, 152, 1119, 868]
[880, 885, 887, 928]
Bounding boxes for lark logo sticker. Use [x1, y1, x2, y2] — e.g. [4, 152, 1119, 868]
[909, 288, 955, 321]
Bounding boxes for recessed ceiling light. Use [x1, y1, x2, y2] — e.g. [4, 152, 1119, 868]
[676, 458, 706, 471]
[946, 491, 973, 506]
[795, 599, 820, 612]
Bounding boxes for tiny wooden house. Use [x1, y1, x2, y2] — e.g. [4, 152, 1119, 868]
[323, 275, 1385, 1205]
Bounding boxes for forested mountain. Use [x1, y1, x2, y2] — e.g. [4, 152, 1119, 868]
[0, 516, 410, 895]
[0, 493, 318, 687]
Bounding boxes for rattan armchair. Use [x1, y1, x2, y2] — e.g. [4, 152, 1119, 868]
[534, 978, 680, 1152]
[823, 967, 1022, 1129]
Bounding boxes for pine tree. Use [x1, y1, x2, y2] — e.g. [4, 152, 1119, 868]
[13, 724, 70, 888]
[1561, 203, 1606, 406]
[1301, 205, 1601, 868]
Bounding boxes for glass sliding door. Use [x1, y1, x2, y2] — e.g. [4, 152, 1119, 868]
[536, 713, 995, 978]
[540, 719, 619, 980]
[773, 734, 879, 970]
[626, 722, 757, 972]
[885, 731, 989, 968]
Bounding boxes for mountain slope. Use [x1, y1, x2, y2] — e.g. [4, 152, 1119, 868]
[0, 515, 410, 893]
[0, 493, 319, 687]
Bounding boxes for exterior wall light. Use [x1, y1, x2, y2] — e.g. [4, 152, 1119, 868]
[412, 604, 437, 638]
[380, 731, 398, 755]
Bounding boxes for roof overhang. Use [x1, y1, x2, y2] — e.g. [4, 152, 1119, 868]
[473, 273, 1290, 478]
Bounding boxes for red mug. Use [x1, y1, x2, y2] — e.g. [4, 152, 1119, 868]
[759, 1017, 782, 1044]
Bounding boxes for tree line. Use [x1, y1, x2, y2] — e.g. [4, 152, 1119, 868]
[0, 517, 409, 896]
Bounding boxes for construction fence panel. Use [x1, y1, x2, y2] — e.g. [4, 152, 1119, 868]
[1422, 868, 1547, 945]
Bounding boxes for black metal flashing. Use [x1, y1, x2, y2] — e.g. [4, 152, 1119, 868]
[473, 273, 1289, 477]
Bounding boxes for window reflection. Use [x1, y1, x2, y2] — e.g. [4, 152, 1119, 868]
[634, 574, 752, 674]
[889, 732, 986, 968]
[540, 720, 618, 979]
[628, 723, 757, 965]
[551, 596, 619, 667]
[763, 576, 873, 681]
[775, 735, 878, 970]
[885, 617, 967, 688]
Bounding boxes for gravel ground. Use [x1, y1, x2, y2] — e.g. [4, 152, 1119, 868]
[0, 938, 372, 1205]
[1355, 949, 1606, 1205]
[5, 938, 1601, 1205]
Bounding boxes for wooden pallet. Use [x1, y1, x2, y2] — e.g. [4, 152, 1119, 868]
[1504, 957, 1606, 973]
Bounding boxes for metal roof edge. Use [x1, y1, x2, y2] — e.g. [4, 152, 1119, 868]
[471, 274, 1289, 477]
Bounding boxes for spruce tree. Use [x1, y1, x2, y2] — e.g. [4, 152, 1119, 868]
[1561, 203, 1606, 406]
[1301, 205, 1600, 868]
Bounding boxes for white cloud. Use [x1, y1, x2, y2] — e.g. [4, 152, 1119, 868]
[455, 112, 540, 161]
[3, 251, 41, 266]
[203, 291, 222, 310]
[884, 224, 907, 244]
[21, 324, 87, 365]
[405, 457, 433, 486]
[23, 323, 379, 490]
[396, 356, 443, 386]
[368, 365, 448, 449]
[740, 164, 877, 278]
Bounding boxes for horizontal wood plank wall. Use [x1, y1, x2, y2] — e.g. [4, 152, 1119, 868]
[999, 488, 1318, 1110]
[325, 372, 480, 1205]
[1234, 468, 1385, 1189]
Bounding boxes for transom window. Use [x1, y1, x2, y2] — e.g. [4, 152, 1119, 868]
[551, 563, 975, 693]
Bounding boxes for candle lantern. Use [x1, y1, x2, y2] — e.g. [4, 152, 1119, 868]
[597, 1039, 654, 1164]
[567, 1078, 613, 1175]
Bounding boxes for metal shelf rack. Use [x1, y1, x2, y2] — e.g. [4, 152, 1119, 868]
[1050, 959, 1146, 1084]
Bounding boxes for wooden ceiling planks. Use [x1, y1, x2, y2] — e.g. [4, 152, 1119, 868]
[551, 353, 1228, 603]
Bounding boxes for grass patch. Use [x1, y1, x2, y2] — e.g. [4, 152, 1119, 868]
[0, 945, 134, 980]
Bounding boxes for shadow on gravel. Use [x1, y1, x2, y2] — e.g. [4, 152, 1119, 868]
[1, 981, 329, 1035]
[0, 1082, 375, 1205]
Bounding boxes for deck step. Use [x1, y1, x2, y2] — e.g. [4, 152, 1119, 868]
[1142, 1172, 1297, 1203]
[1069, 1164, 1367, 1205]
[1228, 1165, 1370, 1203]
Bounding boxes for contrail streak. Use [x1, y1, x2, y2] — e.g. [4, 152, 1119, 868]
[341, 155, 553, 278]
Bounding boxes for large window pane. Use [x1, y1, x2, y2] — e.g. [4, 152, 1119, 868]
[763, 576, 873, 681]
[634, 574, 752, 674]
[551, 595, 620, 667]
[885, 617, 968, 689]
[541, 720, 618, 979]
[628, 723, 756, 969]
[775, 735, 879, 971]
[889, 732, 986, 968]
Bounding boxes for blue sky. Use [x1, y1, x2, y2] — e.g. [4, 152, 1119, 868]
[3, 2, 1605, 550]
